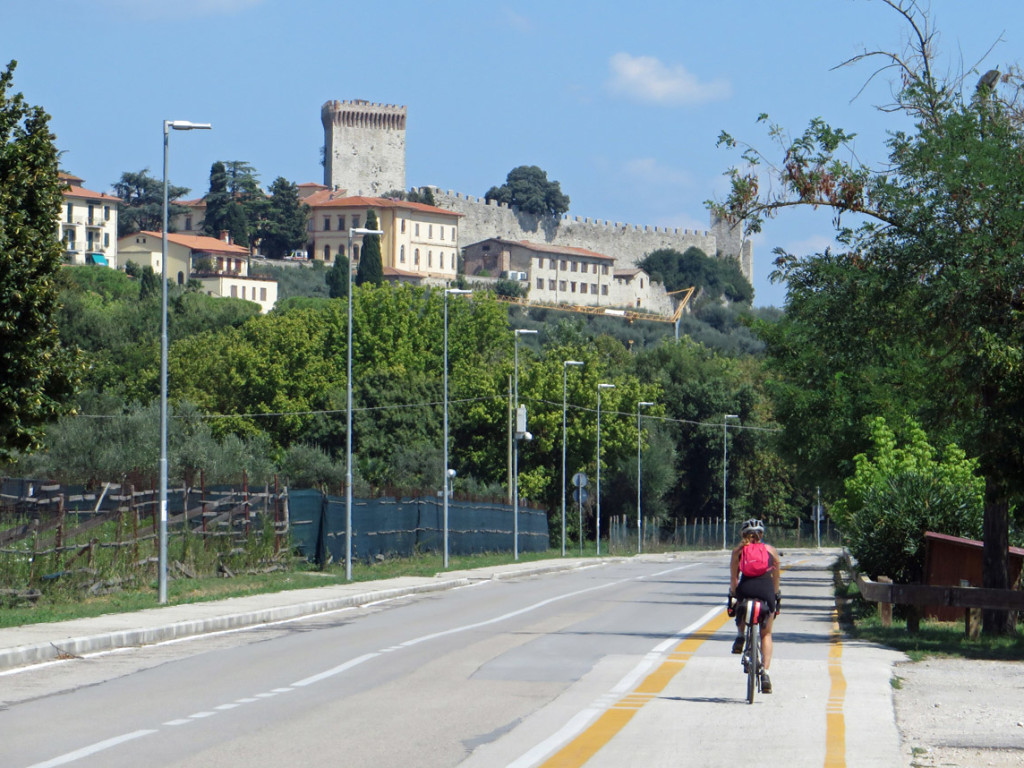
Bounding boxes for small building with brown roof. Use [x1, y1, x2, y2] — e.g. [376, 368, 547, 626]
[117, 230, 278, 313]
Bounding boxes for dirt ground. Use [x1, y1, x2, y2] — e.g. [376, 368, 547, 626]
[892, 657, 1024, 767]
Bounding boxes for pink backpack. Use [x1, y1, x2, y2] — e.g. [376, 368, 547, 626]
[740, 541, 772, 578]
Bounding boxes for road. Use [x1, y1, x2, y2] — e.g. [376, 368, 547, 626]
[0, 550, 903, 768]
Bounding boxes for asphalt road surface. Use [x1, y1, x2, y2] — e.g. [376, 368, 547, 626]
[0, 550, 902, 767]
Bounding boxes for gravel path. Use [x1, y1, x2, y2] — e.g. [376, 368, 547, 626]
[893, 658, 1024, 767]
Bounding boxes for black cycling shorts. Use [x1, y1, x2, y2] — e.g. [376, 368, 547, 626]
[735, 573, 777, 615]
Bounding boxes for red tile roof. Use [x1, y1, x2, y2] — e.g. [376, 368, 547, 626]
[302, 192, 462, 218]
[63, 184, 121, 203]
[134, 230, 249, 256]
[471, 237, 613, 261]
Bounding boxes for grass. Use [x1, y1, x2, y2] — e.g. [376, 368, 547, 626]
[835, 573, 1024, 661]
[0, 546, 594, 629]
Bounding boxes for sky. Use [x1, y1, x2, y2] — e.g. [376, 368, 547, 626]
[4, 0, 1024, 307]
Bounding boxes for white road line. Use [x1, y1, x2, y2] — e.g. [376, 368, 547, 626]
[507, 604, 723, 768]
[291, 652, 381, 687]
[24, 729, 157, 768]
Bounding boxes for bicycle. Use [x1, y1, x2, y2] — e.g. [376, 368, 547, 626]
[728, 596, 770, 704]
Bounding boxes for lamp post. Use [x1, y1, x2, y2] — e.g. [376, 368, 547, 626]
[513, 328, 537, 560]
[443, 287, 472, 569]
[159, 119, 210, 605]
[636, 401, 654, 554]
[562, 360, 584, 556]
[596, 383, 615, 556]
[722, 413, 739, 549]
[345, 226, 384, 581]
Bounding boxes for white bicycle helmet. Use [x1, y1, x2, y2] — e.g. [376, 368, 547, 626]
[741, 518, 765, 535]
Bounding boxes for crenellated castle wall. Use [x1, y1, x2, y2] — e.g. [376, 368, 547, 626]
[424, 188, 752, 282]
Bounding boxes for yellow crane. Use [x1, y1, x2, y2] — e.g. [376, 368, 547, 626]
[491, 285, 696, 337]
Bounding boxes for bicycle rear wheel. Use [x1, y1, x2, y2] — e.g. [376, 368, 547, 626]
[746, 622, 759, 704]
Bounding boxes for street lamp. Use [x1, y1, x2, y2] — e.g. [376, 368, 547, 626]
[513, 328, 538, 560]
[596, 383, 615, 556]
[443, 287, 472, 568]
[345, 226, 384, 580]
[562, 360, 584, 557]
[636, 401, 654, 554]
[722, 413, 739, 550]
[159, 119, 210, 605]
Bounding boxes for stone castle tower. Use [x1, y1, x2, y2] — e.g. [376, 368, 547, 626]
[321, 99, 407, 196]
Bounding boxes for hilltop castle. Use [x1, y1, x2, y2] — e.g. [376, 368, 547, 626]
[321, 99, 752, 282]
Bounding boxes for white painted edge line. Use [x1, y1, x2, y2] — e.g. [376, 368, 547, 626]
[24, 729, 157, 768]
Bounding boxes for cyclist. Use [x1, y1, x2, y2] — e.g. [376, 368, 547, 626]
[728, 518, 780, 693]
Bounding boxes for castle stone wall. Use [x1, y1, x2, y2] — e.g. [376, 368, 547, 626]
[428, 189, 752, 282]
[322, 100, 407, 196]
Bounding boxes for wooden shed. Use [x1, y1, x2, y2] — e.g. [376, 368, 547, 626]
[922, 531, 1024, 621]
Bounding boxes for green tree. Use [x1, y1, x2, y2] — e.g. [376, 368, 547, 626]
[326, 255, 350, 299]
[711, 1, 1024, 632]
[0, 60, 79, 459]
[355, 210, 383, 286]
[201, 161, 231, 239]
[639, 247, 752, 304]
[259, 177, 309, 259]
[833, 417, 984, 587]
[114, 169, 190, 236]
[485, 165, 570, 217]
[203, 160, 265, 249]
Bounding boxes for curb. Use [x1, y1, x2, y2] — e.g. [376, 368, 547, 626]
[0, 578, 472, 671]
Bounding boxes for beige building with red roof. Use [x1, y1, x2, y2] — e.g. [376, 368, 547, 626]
[58, 173, 120, 267]
[300, 187, 462, 284]
[117, 231, 278, 313]
[462, 237, 659, 311]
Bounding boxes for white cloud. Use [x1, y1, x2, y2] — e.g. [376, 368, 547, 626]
[607, 53, 731, 106]
[624, 157, 694, 188]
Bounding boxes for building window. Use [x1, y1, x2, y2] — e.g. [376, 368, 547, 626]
[231, 285, 237, 298]
[339, 215, 346, 231]
[451, 253, 456, 270]
[536, 278, 543, 289]
[353, 245, 360, 262]
[323, 217, 331, 231]
[400, 244, 406, 263]
[602, 285, 609, 295]
[401, 218, 406, 233]
[548, 279, 556, 290]
[104, 233, 109, 247]
[260, 287, 267, 301]
[592, 283, 598, 294]
[184, 216, 192, 231]
[570, 282, 577, 293]
[560, 260, 567, 271]
[482, 244, 490, 251]
[602, 265, 609, 275]
[571, 262, 577, 273]
[559, 280, 567, 291]
[324, 245, 331, 261]
[580, 284, 588, 294]
[66, 203, 73, 222]
[640, 278, 644, 289]
[65, 229, 75, 249]
[414, 248, 420, 265]
[352, 215, 361, 229]
[428, 250, 433, 268]
[429, 224, 433, 238]
[451, 227, 456, 241]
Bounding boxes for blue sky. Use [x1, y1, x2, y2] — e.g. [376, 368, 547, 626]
[5, 0, 1023, 307]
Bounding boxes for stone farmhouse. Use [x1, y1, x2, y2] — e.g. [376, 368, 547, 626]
[463, 238, 671, 315]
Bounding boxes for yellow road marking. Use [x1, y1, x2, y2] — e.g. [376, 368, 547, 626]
[537, 610, 731, 767]
[824, 608, 846, 768]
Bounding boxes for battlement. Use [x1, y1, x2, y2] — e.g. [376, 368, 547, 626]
[440, 189, 712, 237]
[321, 100, 407, 131]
